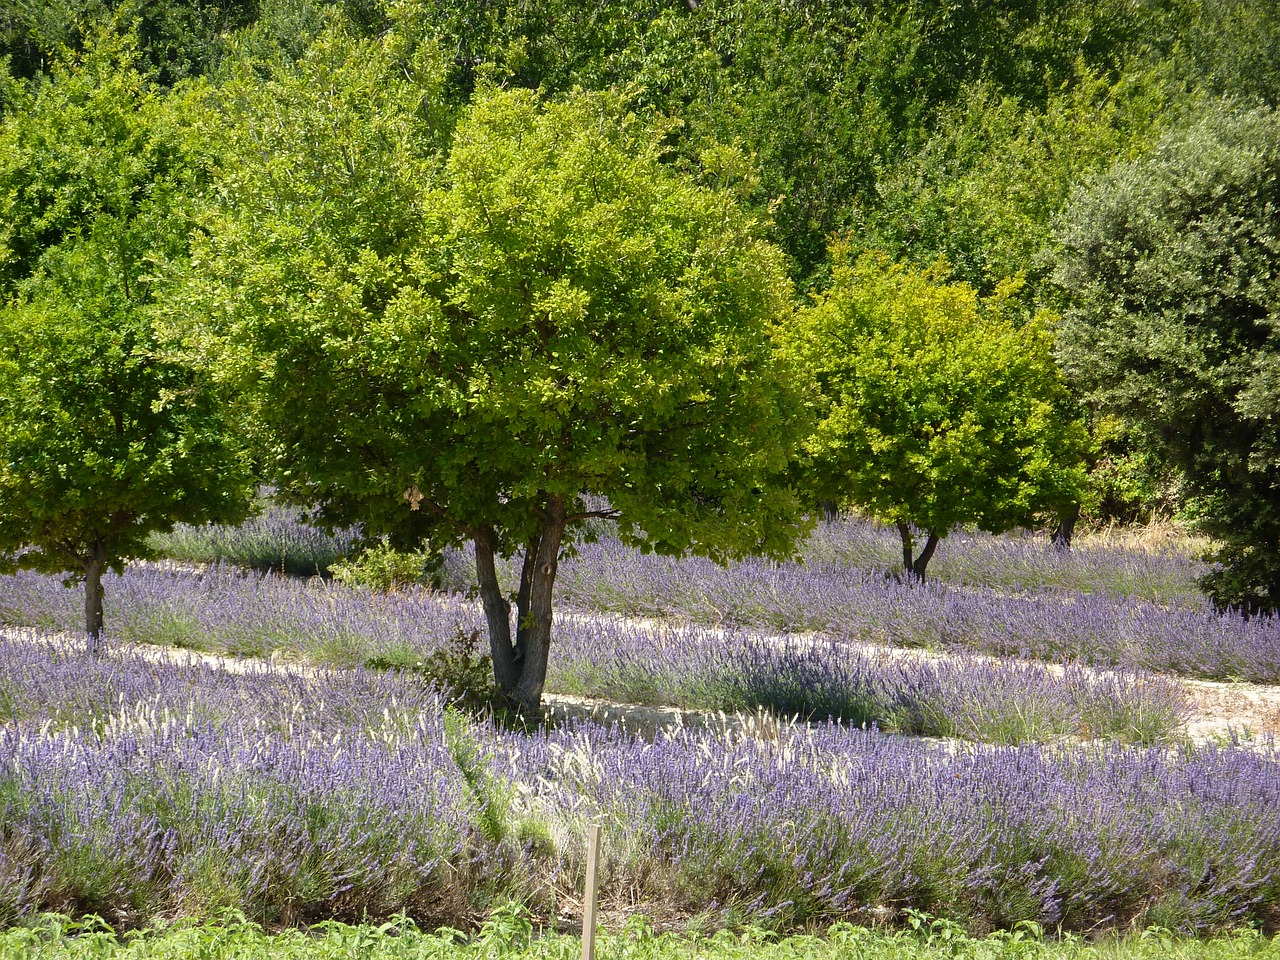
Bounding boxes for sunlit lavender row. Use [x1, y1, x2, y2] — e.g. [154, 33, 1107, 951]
[137, 508, 1276, 683]
[148, 503, 363, 577]
[541, 541, 1278, 684]
[6, 537, 1277, 685]
[0, 640, 1275, 934]
[0, 569, 1187, 744]
[154, 508, 1211, 604]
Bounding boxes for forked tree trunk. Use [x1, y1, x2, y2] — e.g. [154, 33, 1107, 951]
[895, 520, 941, 581]
[473, 495, 568, 714]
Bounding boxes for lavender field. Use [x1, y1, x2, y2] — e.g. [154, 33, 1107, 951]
[0, 563, 1189, 745]
[0, 636, 1278, 935]
[149, 512, 1280, 684]
[2, 513, 1279, 936]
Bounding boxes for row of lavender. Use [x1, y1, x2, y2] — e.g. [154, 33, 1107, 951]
[0, 637, 1275, 933]
[0, 566, 1187, 744]
[151, 509, 1280, 683]
[152, 509, 1210, 604]
[532, 542, 1278, 684]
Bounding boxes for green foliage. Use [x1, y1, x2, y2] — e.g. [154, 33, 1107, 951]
[1080, 418, 1184, 526]
[0, 37, 253, 641]
[330, 541, 435, 592]
[782, 251, 1088, 577]
[0, 911, 1276, 959]
[193, 21, 805, 704]
[856, 63, 1169, 295]
[0, 0, 259, 84]
[1168, 0, 1280, 105]
[1050, 101, 1280, 613]
[366, 628, 503, 716]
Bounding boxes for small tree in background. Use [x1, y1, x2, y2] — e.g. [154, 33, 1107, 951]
[782, 250, 1088, 579]
[196, 29, 807, 712]
[1050, 102, 1280, 614]
[0, 39, 254, 653]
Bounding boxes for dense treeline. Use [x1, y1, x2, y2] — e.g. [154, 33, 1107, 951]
[1, 0, 1278, 701]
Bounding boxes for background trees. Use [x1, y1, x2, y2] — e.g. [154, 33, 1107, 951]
[0, 41, 253, 651]
[1, 0, 1276, 640]
[1050, 103, 1280, 613]
[783, 252, 1088, 579]
[195, 29, 805, 710]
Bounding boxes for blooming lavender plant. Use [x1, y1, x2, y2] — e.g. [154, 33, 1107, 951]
[148, 503, 361, 577]
[0, 640, 1274, 935]
[0, 566, 1188, 745]
[495, 720, 1280, 934]
[126, 504, 1275, 683]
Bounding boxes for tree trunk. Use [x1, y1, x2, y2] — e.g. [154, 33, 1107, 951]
[1051, 502, 1079, 552]
[514, 534, 541, 668]
[896, 520, 914, 574]
[511, 495, 566, 713]
[911, 530, 940, 580]
[473, 498, 568, 714]
[83, 550, 106, 658]
[895, 520, 940, 581]
[474, 528, 519, 693]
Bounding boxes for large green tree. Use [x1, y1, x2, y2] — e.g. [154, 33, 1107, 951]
[195, 31, 805, 711]
[782, 251, 1088, 579]
[1050, 102, 1280, 613]
[0, 39, 254, 652]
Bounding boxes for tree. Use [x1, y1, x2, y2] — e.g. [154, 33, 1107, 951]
[0, 39, 254, 653]
[781, 250, 1088, 579]
[1050, 102, 1280, 614]
[195, 30, 805, 711]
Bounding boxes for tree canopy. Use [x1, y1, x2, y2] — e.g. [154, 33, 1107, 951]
[1050, 102, 1280, 613]
[782, 251, 1088, 579]
[194, 31, 805, 708]
[0, 40, 254, 650]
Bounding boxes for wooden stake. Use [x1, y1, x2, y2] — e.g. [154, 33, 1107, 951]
[581, 823, 602, 960]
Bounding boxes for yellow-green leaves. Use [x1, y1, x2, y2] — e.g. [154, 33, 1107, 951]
[782, 251, 1087, 567]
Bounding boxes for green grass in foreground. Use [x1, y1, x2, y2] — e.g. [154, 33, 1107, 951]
[3, 911, 1277, 960]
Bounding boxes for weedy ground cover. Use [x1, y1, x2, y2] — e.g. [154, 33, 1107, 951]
[2, 910, 1277, 959]
[0, 640, 1276, 934]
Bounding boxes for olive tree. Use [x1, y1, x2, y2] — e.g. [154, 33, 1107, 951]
[782, 250, 1088, 579]
[0, 40, 254, 653]
[196, 31, 805, 711]
[1050, 102, 1280, 614]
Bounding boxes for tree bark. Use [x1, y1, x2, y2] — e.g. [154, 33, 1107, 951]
[896, 521, 940, 581]
[83, 547, 106, 658]
[474, 528, 518, 694]
[514, 534, 541, 668]
[511, 495, 566, 714]
[896, 520, 915, 575]
[1051, 502, 1079, 552]
[473, 500, 568, 714]
[911, 530, 940, 580]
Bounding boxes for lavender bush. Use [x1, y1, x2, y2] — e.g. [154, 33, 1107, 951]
[148, 504, 361, 577]
[10, 548, 1271, 686]
[0, 639, 1274, 934]
[496, 720, 1280, 934]
[541, 543, 1279, 683]
[0, 568, 1188, 745]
